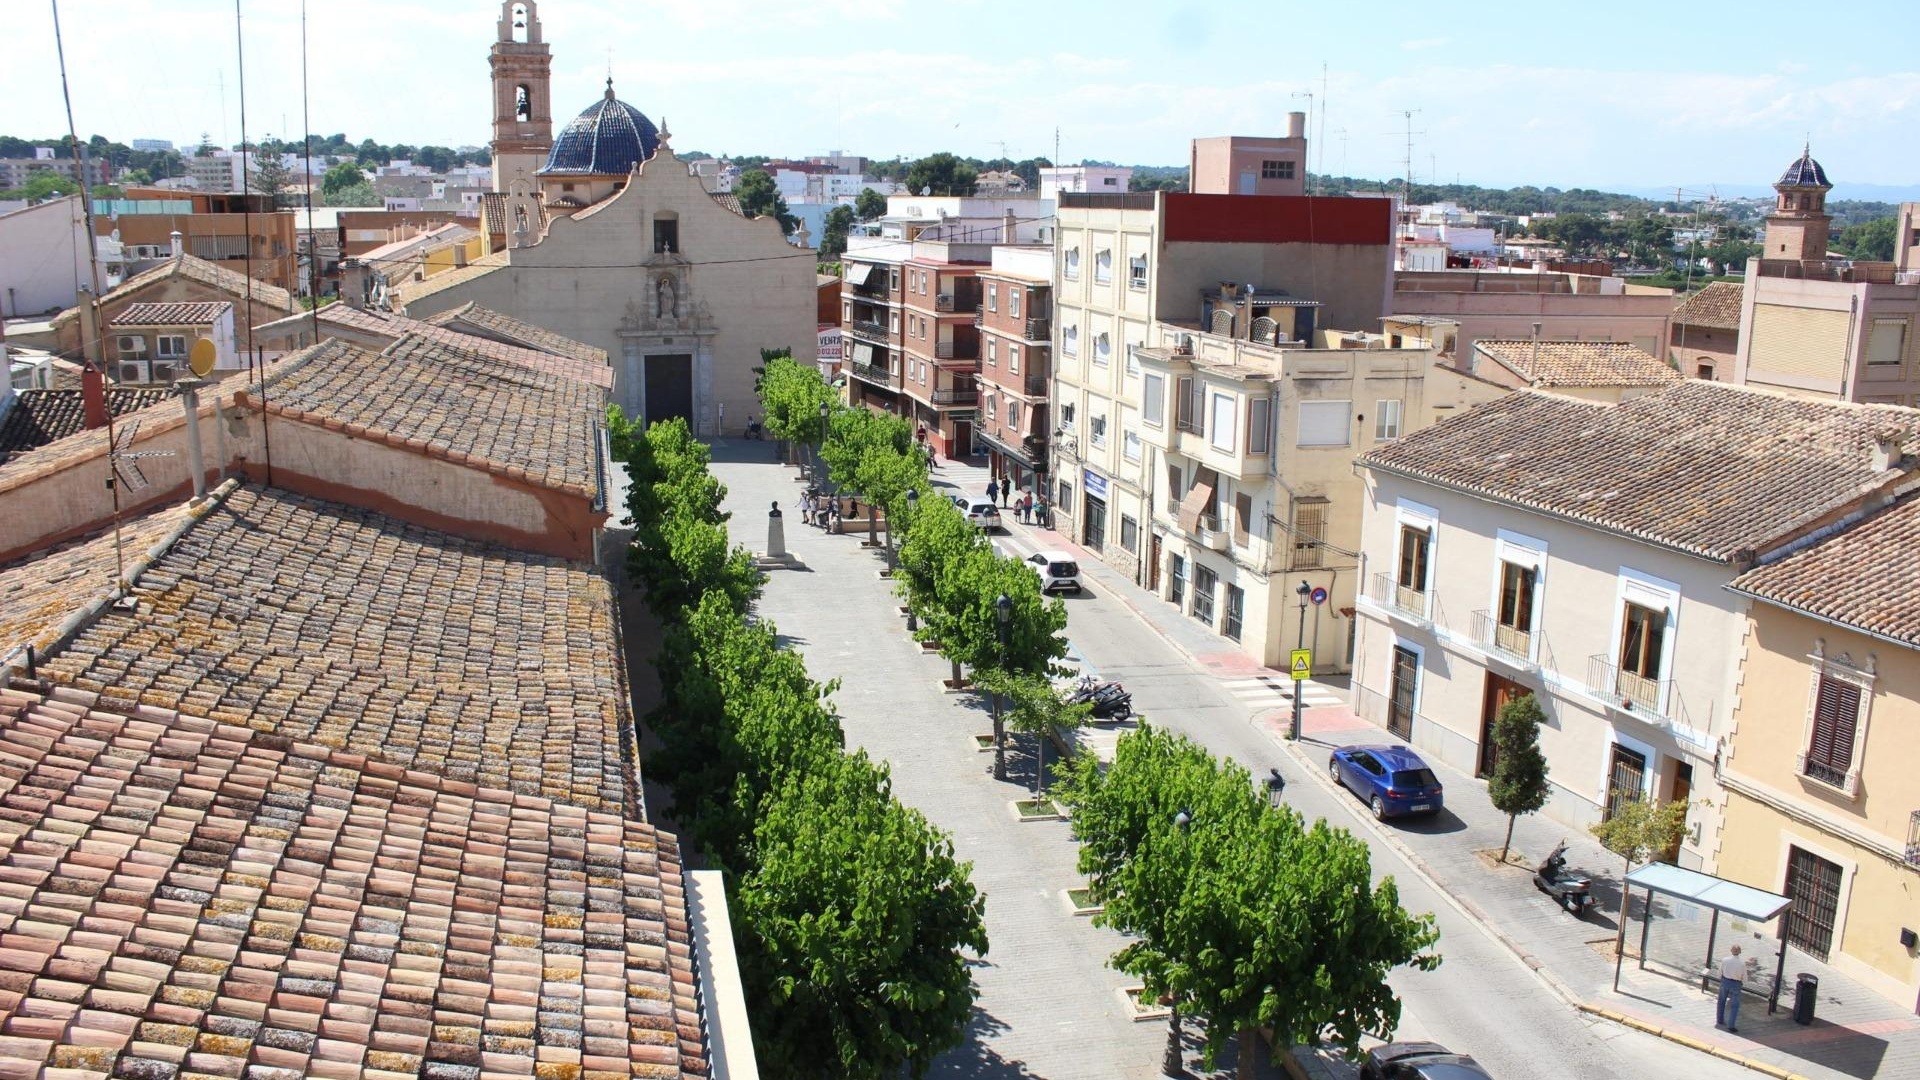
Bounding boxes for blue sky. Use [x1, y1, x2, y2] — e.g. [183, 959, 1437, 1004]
[17, 0, 1919, 196]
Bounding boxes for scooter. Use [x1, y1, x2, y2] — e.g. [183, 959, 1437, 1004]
[1533, 840, 1594, 917]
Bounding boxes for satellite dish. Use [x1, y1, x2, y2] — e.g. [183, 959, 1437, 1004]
[188, 337, 217, 377]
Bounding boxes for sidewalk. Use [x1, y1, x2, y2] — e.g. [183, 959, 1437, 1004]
[979, 477, 1920, 1080]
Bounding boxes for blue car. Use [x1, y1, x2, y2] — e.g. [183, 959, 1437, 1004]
[1329, 744, 1445, 819]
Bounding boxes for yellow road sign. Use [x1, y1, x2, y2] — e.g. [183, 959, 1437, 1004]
[1289, 649, 1312, 681]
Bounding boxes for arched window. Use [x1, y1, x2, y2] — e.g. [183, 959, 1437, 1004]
[511, 4, 530, 43]
[515, 85, 532, 123]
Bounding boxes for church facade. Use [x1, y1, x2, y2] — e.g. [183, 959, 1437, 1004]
[397, 1, 818, 436]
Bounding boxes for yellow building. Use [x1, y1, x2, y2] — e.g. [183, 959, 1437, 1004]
[1721, 493, 1920, 1013]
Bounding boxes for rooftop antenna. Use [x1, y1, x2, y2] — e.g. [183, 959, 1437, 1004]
[1400, 108, 1425, 202]
[301, 0, 322, 346]
[1319, 62, 1329, 186]
[105, 420, 176, 596]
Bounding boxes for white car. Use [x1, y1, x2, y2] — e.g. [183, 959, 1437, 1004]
[966, 501, 1003, 531]
[1026, 550, 1081, 594]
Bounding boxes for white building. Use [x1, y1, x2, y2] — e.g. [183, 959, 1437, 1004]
[1351, 380, 1920, 861]
[876, 194, 1055, 245]
[0, 196, 98, 318]
[1039, 165, 1133, 201]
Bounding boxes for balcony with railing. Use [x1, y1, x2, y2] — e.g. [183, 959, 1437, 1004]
[1024, 317, 1051, 343]
[933, 338, 979, 361]
[1906, 811, 1920, 869]
[935, 292, 979, 314]
[1586, 655, 1667, 716]
[1369, 572, 1428, 622]
[931, 387, 978, 407]
[845, 355, 897, 389]
[1472, 610, 1534, 666]
[847, 319, 890, 346]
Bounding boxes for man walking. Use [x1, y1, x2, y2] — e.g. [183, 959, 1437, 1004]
[986, 477, 999, 507]
[1716, 944, 1746, 1033]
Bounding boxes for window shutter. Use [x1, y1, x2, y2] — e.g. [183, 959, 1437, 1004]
[1808, 676, 1859, 774]
[1297, 400, 1352, 447]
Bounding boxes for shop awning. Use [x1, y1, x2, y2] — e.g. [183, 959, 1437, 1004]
[1177, 467, 1219, 533]
[844, 262, 876, 287]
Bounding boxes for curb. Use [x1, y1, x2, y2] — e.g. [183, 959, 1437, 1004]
[1575, 1005, 1816, 1080]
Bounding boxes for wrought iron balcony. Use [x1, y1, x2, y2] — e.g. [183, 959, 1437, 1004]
[1472, 610, 1534, 663]
[1586, 655, 1668, 716]
[847, 319, 890, 345]
[1024, 317, 1051, 342]
[845, 357, 896, 388]
[931, 387, 977, 406]
[1369, 572, 1428, 620]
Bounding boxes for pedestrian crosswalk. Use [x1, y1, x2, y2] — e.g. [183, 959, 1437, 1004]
[1221, 674, 1346, 713]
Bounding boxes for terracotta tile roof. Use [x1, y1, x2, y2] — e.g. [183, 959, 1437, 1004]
[1473, 340, 1682, 388]
[259, 307, 612, 389]
[388, 249, 510, 308]
[51, 255, 296, 330]
[1730, 494, 1920, 648]
[708, 193, 743, 217]
[480, 192, 550, 237]
[1670, 281, 1745, 331]
[108, 302, 231, 327]
[245, 335, 605, 498]
[0, 387, 174, 461]
[37, 484, 637, 811]
[1358, 382, 1920, 561]
[0, 683, 708, 1079]
[0, 501, 199, 655]
[425, 303, 612, 366]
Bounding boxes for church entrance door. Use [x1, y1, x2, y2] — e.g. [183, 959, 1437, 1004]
[644, 354, 694, 427]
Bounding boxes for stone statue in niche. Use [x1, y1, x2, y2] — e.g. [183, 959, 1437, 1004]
[656, 276, 677, 320]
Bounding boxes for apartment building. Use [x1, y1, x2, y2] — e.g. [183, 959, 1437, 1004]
[1351, 381, 1920, 867]
[104, 301, 236, 384]
[1729, 151, 1920, 405]
[1720, 495, 1920, 1011]
[1051, 187, 1423, 668]
[0, 150, 111, 191]
[976, 246, 1054, 498]
[1121, 314, 1505, 670]
[901, 244, 988, 457]
[841, 238, 910, 417]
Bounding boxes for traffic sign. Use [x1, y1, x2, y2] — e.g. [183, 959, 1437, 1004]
[1310, 586, 1328, 606]
[1289, 649, 1312, 681]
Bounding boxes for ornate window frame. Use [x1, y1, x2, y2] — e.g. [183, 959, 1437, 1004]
[1797, 639, 1875, 798]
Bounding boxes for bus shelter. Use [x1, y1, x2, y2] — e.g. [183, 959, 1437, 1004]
[1620, 862, 1794, 1012]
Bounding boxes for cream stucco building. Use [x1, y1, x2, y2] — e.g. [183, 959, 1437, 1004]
[1719, 495, 1920, 1012]
[386, 1, 817, 436]
[1352, 382, 1920, 867]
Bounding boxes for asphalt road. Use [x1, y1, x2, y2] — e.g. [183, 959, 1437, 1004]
[1008, 527, 1760, 1080]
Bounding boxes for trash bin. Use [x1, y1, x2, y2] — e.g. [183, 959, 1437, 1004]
[1793, 972, 1818, 1025]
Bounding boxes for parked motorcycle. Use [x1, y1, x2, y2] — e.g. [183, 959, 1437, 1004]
[1533, 840, 1594, 917]
[1066, 677, 1132, 721]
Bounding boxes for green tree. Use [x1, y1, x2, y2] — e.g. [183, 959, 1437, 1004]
[90, 184, 123, 201]
[322, 161, 367, 197]
[904, 153, 977, 197]
[970, 668, 1091, 797]
[1590, 797, 1691, 956]
[818, 204, 856, 262]
[20, 173, 78, 202]
[607, 410, 762, 620]
[757, 353, 837, 447]
[1487, 694, 1551, 862]
[736, 751, 988, 1080]
[1012, 157, 1051, 191]
[323, 181, 381, 207]
[194, 133, 217, 158]
[1837, 216, 1897, 261]
[735, 169, 798, 234]
[853, 187, 887, 221]
[821, 406, 926, 552]
[122, 168, 152, 187]
[248, 140, 290, 198]
[1055, 727, 1439, 1074]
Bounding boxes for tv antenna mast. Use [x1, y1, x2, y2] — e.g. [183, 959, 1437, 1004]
[105, 420, 176, 599]
[1400, 109, 1425, 198]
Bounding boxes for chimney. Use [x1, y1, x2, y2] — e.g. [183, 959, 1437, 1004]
[1003, 208, 1016, 244]
[1870, 431, 1904, 471]
[169, 229, 183, 259]
[1286, 111, 1307, 139]
[82, 363, 109, 430]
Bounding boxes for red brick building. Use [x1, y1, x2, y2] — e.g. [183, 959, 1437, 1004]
[974, 248, 1054, 499]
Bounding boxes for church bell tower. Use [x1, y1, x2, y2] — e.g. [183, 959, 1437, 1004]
[1763, 143, 1834, 265]
[490, 2, 553, 193]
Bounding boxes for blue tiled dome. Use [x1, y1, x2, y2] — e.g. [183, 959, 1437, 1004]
[539, 79, 659, 176]
[1776, 147, 1831, 189]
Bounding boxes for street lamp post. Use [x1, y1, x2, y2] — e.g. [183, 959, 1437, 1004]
[992, 592, 1012, 782]
[1265, 767, 1286, 808]
[1162, 809, 1193, 1079]
[904, 488, 920, 632]
[1291, 579, 1310, 741]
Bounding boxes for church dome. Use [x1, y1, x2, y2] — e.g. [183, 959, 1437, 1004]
[1776, 146, 1831, 189]
[539, 79, 659, 176]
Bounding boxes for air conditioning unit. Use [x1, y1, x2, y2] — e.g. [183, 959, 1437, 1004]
[116, 336, 142, 353]
[119, 364, 144, 383]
